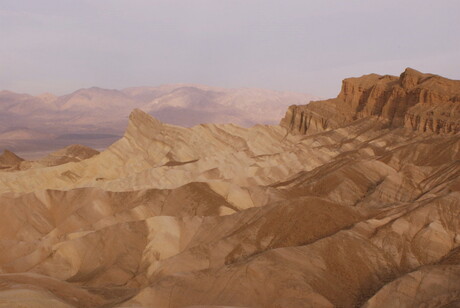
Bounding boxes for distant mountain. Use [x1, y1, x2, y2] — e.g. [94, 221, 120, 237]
[55, 87, 136, 112]
[0, 85, 317, 156]
[142, 85, 313, 126]
[0, 127, 53, 140]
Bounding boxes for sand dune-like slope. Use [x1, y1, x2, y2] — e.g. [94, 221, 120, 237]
[0, 69, 459, 307]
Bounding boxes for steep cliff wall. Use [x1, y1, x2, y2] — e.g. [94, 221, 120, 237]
[281, 68, 460, 134]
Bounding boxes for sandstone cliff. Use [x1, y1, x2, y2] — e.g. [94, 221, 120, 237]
[281, 68, 460, 134]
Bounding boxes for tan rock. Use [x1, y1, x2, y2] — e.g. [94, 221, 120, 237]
[0, 70, 458, 307]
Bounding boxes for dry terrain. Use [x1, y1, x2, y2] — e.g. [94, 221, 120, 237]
[0, 85, 315, 158]
[0, 68, 459, 307]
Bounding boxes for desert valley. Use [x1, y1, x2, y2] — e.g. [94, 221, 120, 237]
[0, 68, 458, 307]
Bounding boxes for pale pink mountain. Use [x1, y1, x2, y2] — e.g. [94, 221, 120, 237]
[0, 84, 317, 155]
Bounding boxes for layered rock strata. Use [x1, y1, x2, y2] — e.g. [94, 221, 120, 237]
[281, 68, 460, 135]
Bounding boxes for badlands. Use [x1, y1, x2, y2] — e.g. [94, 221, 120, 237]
[0, 85, 315, 158]
[0, 68, 459, 307]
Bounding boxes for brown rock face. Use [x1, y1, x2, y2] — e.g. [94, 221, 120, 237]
[0, 149, 24, 169]
[281, 68, 460, 134]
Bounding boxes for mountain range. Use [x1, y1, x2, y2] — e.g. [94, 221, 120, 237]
[0, 85, 316, 158]
[0, 68, 458, 307]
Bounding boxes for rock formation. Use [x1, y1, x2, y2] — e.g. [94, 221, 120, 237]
[0, 69, 458, 307]
[0, 149, 24, 170]
[18, 144, 100, 170]
[281, 68, 460, 134]
[0, 85, 315, 157]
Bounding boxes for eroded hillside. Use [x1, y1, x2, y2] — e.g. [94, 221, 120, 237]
[0, 69, 458, 308]
[281, 68, 460, 135]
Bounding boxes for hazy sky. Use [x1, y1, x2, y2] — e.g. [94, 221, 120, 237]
[1, 0, 459, 97]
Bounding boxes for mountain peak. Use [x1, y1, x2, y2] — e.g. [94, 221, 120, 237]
[402, 67, 423, 75]
[0, 149, 24, 167]
[126, 109, 163, 136]
[400, 67, 426, 89]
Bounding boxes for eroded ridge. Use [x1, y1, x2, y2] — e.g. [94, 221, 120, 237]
[0, 69, 459, 307]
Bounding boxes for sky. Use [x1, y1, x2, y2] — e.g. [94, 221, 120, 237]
[1, 0, 459, 98]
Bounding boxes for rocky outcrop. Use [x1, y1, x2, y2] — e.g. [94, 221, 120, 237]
[281, 68, 460, 134]
[16, 145, 100, 170]
[0, 149, 24, 169]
